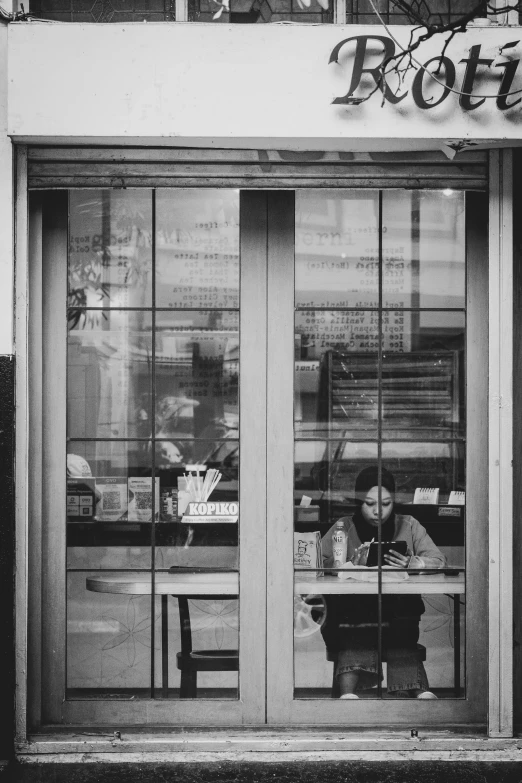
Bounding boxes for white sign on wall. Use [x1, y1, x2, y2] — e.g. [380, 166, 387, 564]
[7, 24, 522, 149]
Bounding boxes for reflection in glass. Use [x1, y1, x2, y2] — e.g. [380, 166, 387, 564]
[382, 190, 465, 309]
[155, 317, 239, 440]
[293, 450, 465, 700]
[158, 592, 239, 700]
[295, 190, 465, 311]
[66, 440, 156, 537]
[156, 190, 239, 309]
[295, 311, 378, 438]
[328, 440, 465, 507]
[68, 311, 152, 440]
[65, 189, 241, 702]
[295, 191, 379, 308]
[154, 439, 239, 567]
[382, 312, 465, 440]
[69, 190, 153, 309]
[67, 571, 153, 697]
[189, 0, 332, 23]
[294, 310, 465, 442]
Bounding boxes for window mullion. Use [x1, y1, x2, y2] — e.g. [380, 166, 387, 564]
[334, 0, 346, 24]
[175, 0, 189, 21]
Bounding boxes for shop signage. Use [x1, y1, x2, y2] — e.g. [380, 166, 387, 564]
[330, 35, 521, 111]
[10, 25, 522, 145]
[182, 501, 239, 524]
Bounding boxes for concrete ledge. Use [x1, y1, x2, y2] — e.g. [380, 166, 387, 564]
[15, 731, 522, 762]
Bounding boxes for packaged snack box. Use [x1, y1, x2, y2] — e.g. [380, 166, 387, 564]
[160, 487, 178, 522]
[128, 477, 160, 522]
[95, 477, 128, 522]
[67, 477, 96, 522]
[293, 531, 322, 571]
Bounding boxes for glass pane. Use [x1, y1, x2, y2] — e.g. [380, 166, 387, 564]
[345, 0, 483, 24]
[295, 191, 379, 308]
[155, 311, 239, 440]
[382, 312, 465, 440]
[67, 442, 153, 697]
[69, 190, 152, 309]
[188, 0, 332, 22]
[154, 437, 239, 562]
[338, 440, 465, 507]
[30, 0, 175, 21]
[156, 190, 239, 309]
[382, 191, 465, 309]
[153, 190, 240, 700]
[294, 190, 465, 702]
[67, 440, 155, 532]
[66, 188, 240, 703]
[295, 310, 379, 439]
[68, 310, 152, 440]
[67, 571, 154, 697]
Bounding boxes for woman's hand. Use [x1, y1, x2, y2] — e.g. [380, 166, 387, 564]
[352, 542, 371, 566]
[383, 547, 412, 569]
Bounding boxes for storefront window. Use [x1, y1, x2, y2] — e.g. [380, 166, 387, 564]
[27, 0, 480, 22]
[33, 180, 486, 726]
[188, 0, 332, 22]
[28, 0, 176, 21]
[345, 0, 484, 24]
[66, 189, 240, 699]
[293, 190, 466, 700]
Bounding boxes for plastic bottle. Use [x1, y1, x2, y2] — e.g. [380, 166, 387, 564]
[332, 520, 347, 568]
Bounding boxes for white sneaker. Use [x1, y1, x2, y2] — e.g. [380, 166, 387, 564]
[339, 693, 359, 699]
[416, 691, 438, 699]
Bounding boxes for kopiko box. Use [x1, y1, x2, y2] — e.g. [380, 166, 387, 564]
[294, 532, 322, 571]
[182, 501, 239, 524]
[128, 477, 160, 522]
[67, 478, 96, 522]
[95, 477, 128, 522]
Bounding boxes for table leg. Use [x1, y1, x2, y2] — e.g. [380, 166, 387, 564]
[453, 594, 461, 697]
[162, 594, 168, 698]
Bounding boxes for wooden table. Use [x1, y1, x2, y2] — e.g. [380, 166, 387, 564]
[87, 571, 238, 596]
[87, 571, 465, 697]
[295, 572, 465, 696]
[87, 572, 238, 698]
[294, 572, 465, 594]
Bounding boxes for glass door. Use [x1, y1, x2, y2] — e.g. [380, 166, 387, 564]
[266, 189, 489, 726]
[34, 189, 267, 726]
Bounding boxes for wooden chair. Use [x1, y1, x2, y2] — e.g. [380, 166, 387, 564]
[176, 595, 239, 699]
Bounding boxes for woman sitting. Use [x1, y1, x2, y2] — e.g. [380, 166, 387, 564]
[321, 466, 446, 700]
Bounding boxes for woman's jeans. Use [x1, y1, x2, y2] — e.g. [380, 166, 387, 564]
[335, 618, 429, 693]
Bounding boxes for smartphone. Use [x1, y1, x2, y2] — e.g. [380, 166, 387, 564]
[366, 540, 408, 568]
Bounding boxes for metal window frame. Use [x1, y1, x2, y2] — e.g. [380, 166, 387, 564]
[488, 148, 514, 737]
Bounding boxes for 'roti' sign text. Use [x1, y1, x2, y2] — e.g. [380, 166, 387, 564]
[330, 35, 521, 111]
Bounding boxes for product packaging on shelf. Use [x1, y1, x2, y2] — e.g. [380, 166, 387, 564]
[128, 477, 160, 522]
[293, 531, 322, 572]
[95, 477, 128, 522]
[160, 487, 179, 522]
[67, 477, 96, 521]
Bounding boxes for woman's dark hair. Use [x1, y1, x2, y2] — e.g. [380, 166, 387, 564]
[354, 466, 396, 497]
